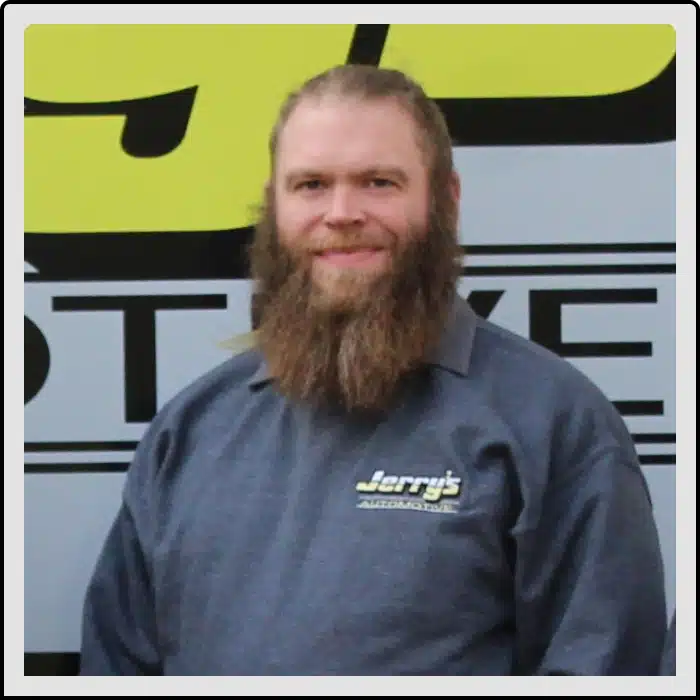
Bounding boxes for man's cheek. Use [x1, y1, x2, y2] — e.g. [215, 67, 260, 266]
[276, 210, 314, 246]
[381, 208, 426, 244]
[276, 227, 307, 257]
[276, 237, 314, 275]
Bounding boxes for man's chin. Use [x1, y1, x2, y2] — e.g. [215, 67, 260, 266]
[309, 271, 386, 314]
[309, 288, 370, 315]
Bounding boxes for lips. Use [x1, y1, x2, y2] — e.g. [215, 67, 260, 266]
[314, 247, 387, 267]
[317, 246, 382, 255]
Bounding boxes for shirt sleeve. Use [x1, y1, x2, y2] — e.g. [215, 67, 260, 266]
[78, 424, 165, 675]
[512, 415, 668, 675]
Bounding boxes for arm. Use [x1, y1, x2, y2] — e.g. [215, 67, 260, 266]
[513, 411, 668, 675]
[79, 429, 164, 675]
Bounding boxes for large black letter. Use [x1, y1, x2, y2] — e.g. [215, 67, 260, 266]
[529, 288, 657, 358]
[53, 294, 227, 423]
[467, 290, 504, 320]
[25, 317, 51, 404]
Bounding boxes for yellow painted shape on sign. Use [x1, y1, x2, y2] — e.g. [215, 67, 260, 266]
[380, 24, 676, 98]
[25, 24, 676, 235]
[25, 24, 356, 233]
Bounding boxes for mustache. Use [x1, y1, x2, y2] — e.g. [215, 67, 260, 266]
[300, 232, 397, 255]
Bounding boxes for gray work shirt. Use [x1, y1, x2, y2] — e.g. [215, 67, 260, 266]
[79, 295, 667, 675]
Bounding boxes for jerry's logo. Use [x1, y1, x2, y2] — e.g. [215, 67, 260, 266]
[355, 469, 463, 513]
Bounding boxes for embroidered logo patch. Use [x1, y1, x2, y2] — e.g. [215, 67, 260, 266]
[355, 469, 463, 513]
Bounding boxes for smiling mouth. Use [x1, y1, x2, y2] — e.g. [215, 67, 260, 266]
[314, 247, 387, 266]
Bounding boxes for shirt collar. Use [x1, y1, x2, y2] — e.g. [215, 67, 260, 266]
[247, 294, 478, 389]
[427, 293, 477, 378]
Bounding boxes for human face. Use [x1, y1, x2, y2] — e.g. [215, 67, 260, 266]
[250, 93, 462, 413]
[272, 95, 432, 307]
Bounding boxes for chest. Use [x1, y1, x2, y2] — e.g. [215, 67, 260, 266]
[151, 400, 519, 672]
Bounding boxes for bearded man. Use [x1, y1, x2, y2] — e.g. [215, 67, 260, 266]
[79, 64, 667, 676]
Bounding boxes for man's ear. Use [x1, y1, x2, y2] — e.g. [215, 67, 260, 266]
[448, 169, 462, 228]
[448, 169, 461, 209]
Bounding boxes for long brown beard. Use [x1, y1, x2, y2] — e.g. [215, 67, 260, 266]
[248, 193, 461, 416]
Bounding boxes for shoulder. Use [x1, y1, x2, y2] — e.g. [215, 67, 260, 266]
[125, 348, 266, 480]
[463, 309, 638, 464]
[469, 311, 611, 407]
[153, 347, 264, 430]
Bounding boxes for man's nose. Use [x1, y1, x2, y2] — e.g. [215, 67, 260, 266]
[323, 185, 366, 228]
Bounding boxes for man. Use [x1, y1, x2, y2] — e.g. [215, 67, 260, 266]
[79, 64, 667, 675]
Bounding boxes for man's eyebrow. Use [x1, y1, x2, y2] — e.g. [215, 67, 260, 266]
[283, 166, 410, 185]
[284, 169, 325, 184]
[362, 167, 409, 184]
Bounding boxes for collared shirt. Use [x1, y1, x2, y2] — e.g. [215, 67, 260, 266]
[79, 295, 668, 675]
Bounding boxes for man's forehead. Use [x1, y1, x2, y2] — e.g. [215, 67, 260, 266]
[275, 95, 425, 169]
[288, 93, 414, 126]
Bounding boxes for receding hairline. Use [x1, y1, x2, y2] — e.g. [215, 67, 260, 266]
[268, 65, 454, 174]
[273, 92, 434, 169]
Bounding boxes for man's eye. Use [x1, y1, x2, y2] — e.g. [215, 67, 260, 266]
[298, 180, 324, 191]
[369, 178, 394, 188]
